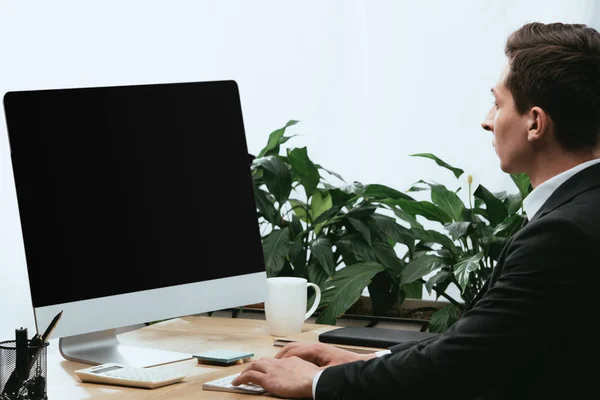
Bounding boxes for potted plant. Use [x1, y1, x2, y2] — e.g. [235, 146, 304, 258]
[251, 120, 418, 325]
[368, 153, 533, 331]
[251, 121, 532, 333]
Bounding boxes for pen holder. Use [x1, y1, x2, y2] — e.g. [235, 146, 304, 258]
[0, 340, 49, 400]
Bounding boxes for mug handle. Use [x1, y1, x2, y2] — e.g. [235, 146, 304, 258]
[305, 283, 322, 320]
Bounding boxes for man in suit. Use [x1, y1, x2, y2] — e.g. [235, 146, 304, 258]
[233, 21, 600, 399]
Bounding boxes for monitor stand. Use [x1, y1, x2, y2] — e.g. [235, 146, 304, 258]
[58, 328, 193, 367]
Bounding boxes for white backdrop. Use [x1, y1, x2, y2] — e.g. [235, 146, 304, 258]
[0, 0, 596, 338]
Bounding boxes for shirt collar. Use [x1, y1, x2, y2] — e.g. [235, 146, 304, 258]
[522, 158, 600, 220]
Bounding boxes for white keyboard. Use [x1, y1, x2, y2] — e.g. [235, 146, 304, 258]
[74, 363, 186, 389]
[202, 372, 266, 395]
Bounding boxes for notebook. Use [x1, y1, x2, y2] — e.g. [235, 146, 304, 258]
[318, 327, 438, 348]
[272, 326, 384, 354]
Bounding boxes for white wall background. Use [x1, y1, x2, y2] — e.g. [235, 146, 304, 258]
[0, 0, 596, 339]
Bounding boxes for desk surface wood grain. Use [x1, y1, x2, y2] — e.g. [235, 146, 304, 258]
[46, 316, 341, 399]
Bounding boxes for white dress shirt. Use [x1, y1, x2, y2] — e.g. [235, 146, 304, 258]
[311, 157, 600, 399]
[522, 158, 600, 218]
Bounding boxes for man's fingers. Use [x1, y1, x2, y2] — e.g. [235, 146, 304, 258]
[277, 347, 298, 359]
[240, 359, 270, 375]
[274, 347, 291, 359]
[279, 347, 306, 360]
[275, 342, 302, 359]
[231, 370, 265, 387]
[278, 343, 317, 359]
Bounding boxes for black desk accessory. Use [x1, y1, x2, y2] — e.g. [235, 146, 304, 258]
[0, 311, 61, 399]
[318, 326, 438, 349]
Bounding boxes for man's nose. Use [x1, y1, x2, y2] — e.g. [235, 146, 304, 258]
[481, 107, 495, 132]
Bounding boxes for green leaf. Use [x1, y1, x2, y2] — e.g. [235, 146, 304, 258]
[307, 262, 329, 288]
[368, 272, 400, 315]
[371, 214, 415, 253]
[288, 147, 320, 196]
[510, 173, 532, 201]
[393, 208, 424, 229]
[444, 221, 471, 241]
[412, 228, 459, 255]
[315, 165, 346, 182]
[402, 281, 423, 299]
[473, 185, 508, 226]
[394, 199, 453, 224]
[278, 135, 298, 146]
[346, 204, 377, 219]
[401, 254, 447, 284]
[493, 214, 526, 237]
[348, 218, 372, 246]
[407, 179, 430, 192]
[430, 185, 466, 222]
[407, 186, 430, 192]
[429, 304, 460, 333]
[435, 248, 456, 262]
[493, 191, 508, 202]
[288, 214, 304, 238]
[364, 184, 414, 201]
[474, 207, 490, 221]
[254, 188, 278, 225]
[311, 238, 335, 277]
[289, 236, 307, 278]
[279, 261, 294, 277]
[425, 269, 453, 296]
[257, 120, 299, 158]
[372, 242, 404, 276]
[454, 252, 484, 291]
[505, 193, 522, 215]
[289, 199, 309, 223]
[262, 228, 291, 277]
[312, 204, 344, 226]
[336, 244, 358, 267]
[254, 156, 292, 204]
[316, 262, 386, 324]
[311, 191, 333, 235]
[327, 188, 357, 207]
[410, 153, 464, 179]
[310, 190, 333, 221]
[336, 233, 376, 262]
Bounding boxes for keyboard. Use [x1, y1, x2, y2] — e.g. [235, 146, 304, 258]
[202, 372, 266, 395]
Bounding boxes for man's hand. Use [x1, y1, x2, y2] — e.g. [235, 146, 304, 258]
[275, 342, 375, 367]
[231, 356, 320, 399]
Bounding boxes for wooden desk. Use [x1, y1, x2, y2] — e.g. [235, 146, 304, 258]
[46, 316, 342, 399]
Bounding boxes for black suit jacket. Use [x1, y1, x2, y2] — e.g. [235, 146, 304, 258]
[316, 162, 600, 400]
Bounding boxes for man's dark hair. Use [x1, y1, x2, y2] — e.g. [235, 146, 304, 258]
[505, 22, 600, 150]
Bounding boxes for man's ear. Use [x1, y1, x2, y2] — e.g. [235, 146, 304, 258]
[527, 106, 549, 142]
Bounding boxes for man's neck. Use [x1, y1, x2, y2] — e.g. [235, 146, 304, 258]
[527, 150, 597, 188]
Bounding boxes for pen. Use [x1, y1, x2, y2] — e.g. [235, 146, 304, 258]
[31, 310, 63, 346]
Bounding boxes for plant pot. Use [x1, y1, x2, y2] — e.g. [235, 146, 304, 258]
[344, 296, 450, 322]
[241, 297, 452, 326]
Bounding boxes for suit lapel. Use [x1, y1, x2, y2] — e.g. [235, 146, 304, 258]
[529, 162, 600, 223]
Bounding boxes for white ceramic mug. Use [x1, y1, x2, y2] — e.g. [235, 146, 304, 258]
[265, 277, 321, 336]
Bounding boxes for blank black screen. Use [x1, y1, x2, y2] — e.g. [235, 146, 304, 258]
[4, 80, 265, 307]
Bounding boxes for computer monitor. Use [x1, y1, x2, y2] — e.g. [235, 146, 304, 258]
[3, 80, 268, 367]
